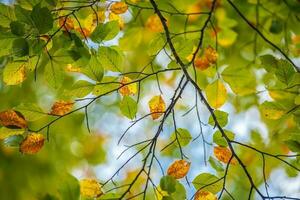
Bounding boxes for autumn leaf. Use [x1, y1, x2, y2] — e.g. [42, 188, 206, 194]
[167, 159, 191, 179]
[80, 179, 103, 198]
[194, 57, 211, 70]
[0, 110, 27, 129]
[148, 95, 166, 120]
[119, 76, 137, 96]
[109, 12, 125, 30]
[214, 146, 237, 164]
[205, 80, 227, 109]
[204, 46, 218, 64]
[65, 64, 81, 73]
[3, 62, 27, 85]
[20, 133, 45, 154]
[146, 15, 168, 33]
[59, 16, 74, 30]
[50, 101, 74, 116]
[194, 190, 217, 200]
[110, 2, 128, 14]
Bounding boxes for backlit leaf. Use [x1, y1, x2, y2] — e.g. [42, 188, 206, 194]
[167, 159, 190, 179]
[3, 62, 27, 85]
[119, 96, 137, 119]
[80, 179, 103, 198]
[50, 101, 74, 116]
[119, 76, 137, 96]
[205, 80, 227, 109]
[192, 173, 223, 194]
[110, 2, 128, 14]
[194, 190, 217, 200]
[170, 128, 192, 147]
[213, 146, 237, 164]
[0, 110, 27, 129]
[148, 95, 166, 120]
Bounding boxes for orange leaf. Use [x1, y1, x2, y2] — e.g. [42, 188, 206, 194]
[194, 190, 217, 200]
[214, 146, 237, 164]
[0, 110, 27, 129]
[148, 95, 166, 120]
[167, 159, 190, 179]
[59, 16, 74, 30]
[194, 57, 211, 70]
[204, 46, 218, 64]
[20, 133, 45, 154]
[145, 15, 168, 33]
[80, 179, 103, 198]
[110, 2, 128, 14]
[119, 77, 137, 96]
[50, 101, 74, 116]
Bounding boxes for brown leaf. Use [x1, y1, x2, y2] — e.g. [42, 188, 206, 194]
[148, 95, 166, 120]
[0, 110, 27, 129]
[167, 159, 190, 179]
[20, 133, 45, 154]
[214, 146, 237, 164]
[50, 101, 74, 116]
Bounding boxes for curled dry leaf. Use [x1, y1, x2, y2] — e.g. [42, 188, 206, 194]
[167, 159, 191, 179]
[50, 101, 74, 116]
[148, 95, 166, 120]
[146, 15, 168, 33]
[110, 2, 128, 14]
[194, 190, 217, 200]
[119, 76, 137, 96]
[59, 16, 74, 30]
[0, 110, 27, 129]
[20, 133, 45, 154]
[80, 179, 103, 198]
[214, 146, 237, 165]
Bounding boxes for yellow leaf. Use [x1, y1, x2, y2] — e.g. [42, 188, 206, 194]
[20, 133, 45, 154]
[186, 3, 201, 22]
[148, 95, 166, 120]
[205, 80, 227, 109]
[109, 12, 125, 30]
[50, 101, 74, 116]
[3, 62, 27, 85]
[119, 76, 137, 96]
[65, 64, 81, 73]
[194, 190, 217, 200]
[0, 110, 27, 129]
[146, 15, 168, 33]
[167, 159, 191, 179]
[93, 10, 106, 24]
[213, 146, 237, 164]
[110, 2, 128, 14]
[80, 179, 103, 198]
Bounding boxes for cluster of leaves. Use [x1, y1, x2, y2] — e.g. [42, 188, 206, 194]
[0, 0, 300, 200]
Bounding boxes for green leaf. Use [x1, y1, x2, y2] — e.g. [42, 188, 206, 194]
[44, 61, 64, 89]
[0, 127, 25, 140]
[222, 65, 256, 96]
[169, 181, 186, 200]
[213, 130, 235, 147]
[0, 3, 15, 27]
[90, 21, 119, 42]
[208, 110, 228, 127]
[31, 4, 53, 34]
[93, 76, 120, 96]
[10, 21, 25, 36]
[15, 5, 33, 25]
[12, 38, 29, 57]
[285, 133, 300, 152]
[59, 174, 80, 200]
[119, 96, 137, 119]
[81, 56, 104, 82]
[160, 175, 176, 194]
[269, 19, 283, 34]
[208, 156, 224, 172]
[192, 173, 223, 194]
[170, 128, 192, 147]
[98, 46, 124, 72]
[66, 80, 94, 98]
[15, 103, 47, 121]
